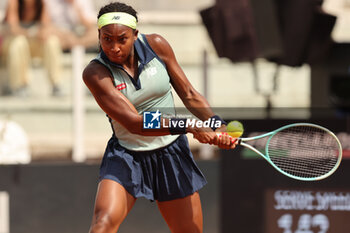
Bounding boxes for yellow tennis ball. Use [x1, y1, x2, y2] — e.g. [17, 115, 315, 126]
[227, 120, 244, 138]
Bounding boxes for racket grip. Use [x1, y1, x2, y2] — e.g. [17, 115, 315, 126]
[216, 133, 240, 144]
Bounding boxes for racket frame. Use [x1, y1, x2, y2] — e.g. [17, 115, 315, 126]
[237, 123, 343, 181]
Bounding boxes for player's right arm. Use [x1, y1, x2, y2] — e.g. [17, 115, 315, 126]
[83, 61, 147, 135]
[83, 61, 175, 137]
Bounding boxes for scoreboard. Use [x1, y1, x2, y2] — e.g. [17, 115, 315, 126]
[265, 189, 350, 233]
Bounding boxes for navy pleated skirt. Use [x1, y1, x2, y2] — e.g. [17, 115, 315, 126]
[99, 134, 207, 202]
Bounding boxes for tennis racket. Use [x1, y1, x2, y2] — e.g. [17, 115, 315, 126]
[223, 123, 342, 181]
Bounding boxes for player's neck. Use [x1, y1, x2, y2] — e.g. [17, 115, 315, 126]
[123, 48, 138, 78]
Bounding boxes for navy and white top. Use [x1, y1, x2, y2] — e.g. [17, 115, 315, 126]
[93, 34, 179, 151]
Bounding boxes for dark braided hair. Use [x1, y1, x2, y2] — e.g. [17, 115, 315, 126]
[97, 2, 138, 22]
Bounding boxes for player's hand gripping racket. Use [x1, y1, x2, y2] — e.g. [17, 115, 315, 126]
[221, 123, 342, 181]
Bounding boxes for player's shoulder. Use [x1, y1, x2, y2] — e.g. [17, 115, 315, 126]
[83, 61, 104, 76]
[144, 33, 167, 45]
[143, 33, 174, 60]
[83, 60, 111, 82]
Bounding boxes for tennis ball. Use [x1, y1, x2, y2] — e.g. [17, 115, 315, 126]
[227, 120, 244, 138]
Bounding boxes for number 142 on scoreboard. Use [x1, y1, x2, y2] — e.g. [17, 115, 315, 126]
[278, 213, 329, 233]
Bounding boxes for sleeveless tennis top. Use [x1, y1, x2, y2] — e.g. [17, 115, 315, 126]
[93, 34, 179, 151]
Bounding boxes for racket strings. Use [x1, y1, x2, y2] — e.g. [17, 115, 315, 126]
[267, 126, 340, 179]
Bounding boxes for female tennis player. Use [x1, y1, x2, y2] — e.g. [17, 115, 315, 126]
[83, 2, 236, 233]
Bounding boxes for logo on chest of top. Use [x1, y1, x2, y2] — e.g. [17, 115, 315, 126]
[146, 67, 157, 77]
[116, 83, 126, 91]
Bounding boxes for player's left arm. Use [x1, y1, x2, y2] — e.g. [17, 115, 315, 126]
[145, 34, 217, 122]
[145, 34, 234, 148]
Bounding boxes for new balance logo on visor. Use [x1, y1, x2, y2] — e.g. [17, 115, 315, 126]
[116, 83, 126, 90]
[112, 16, 121, 20]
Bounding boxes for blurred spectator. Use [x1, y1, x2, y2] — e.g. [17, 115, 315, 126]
[1, 0, 64, 97]
[44, 0, 98, 50]
[0, 0, 7, 52]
